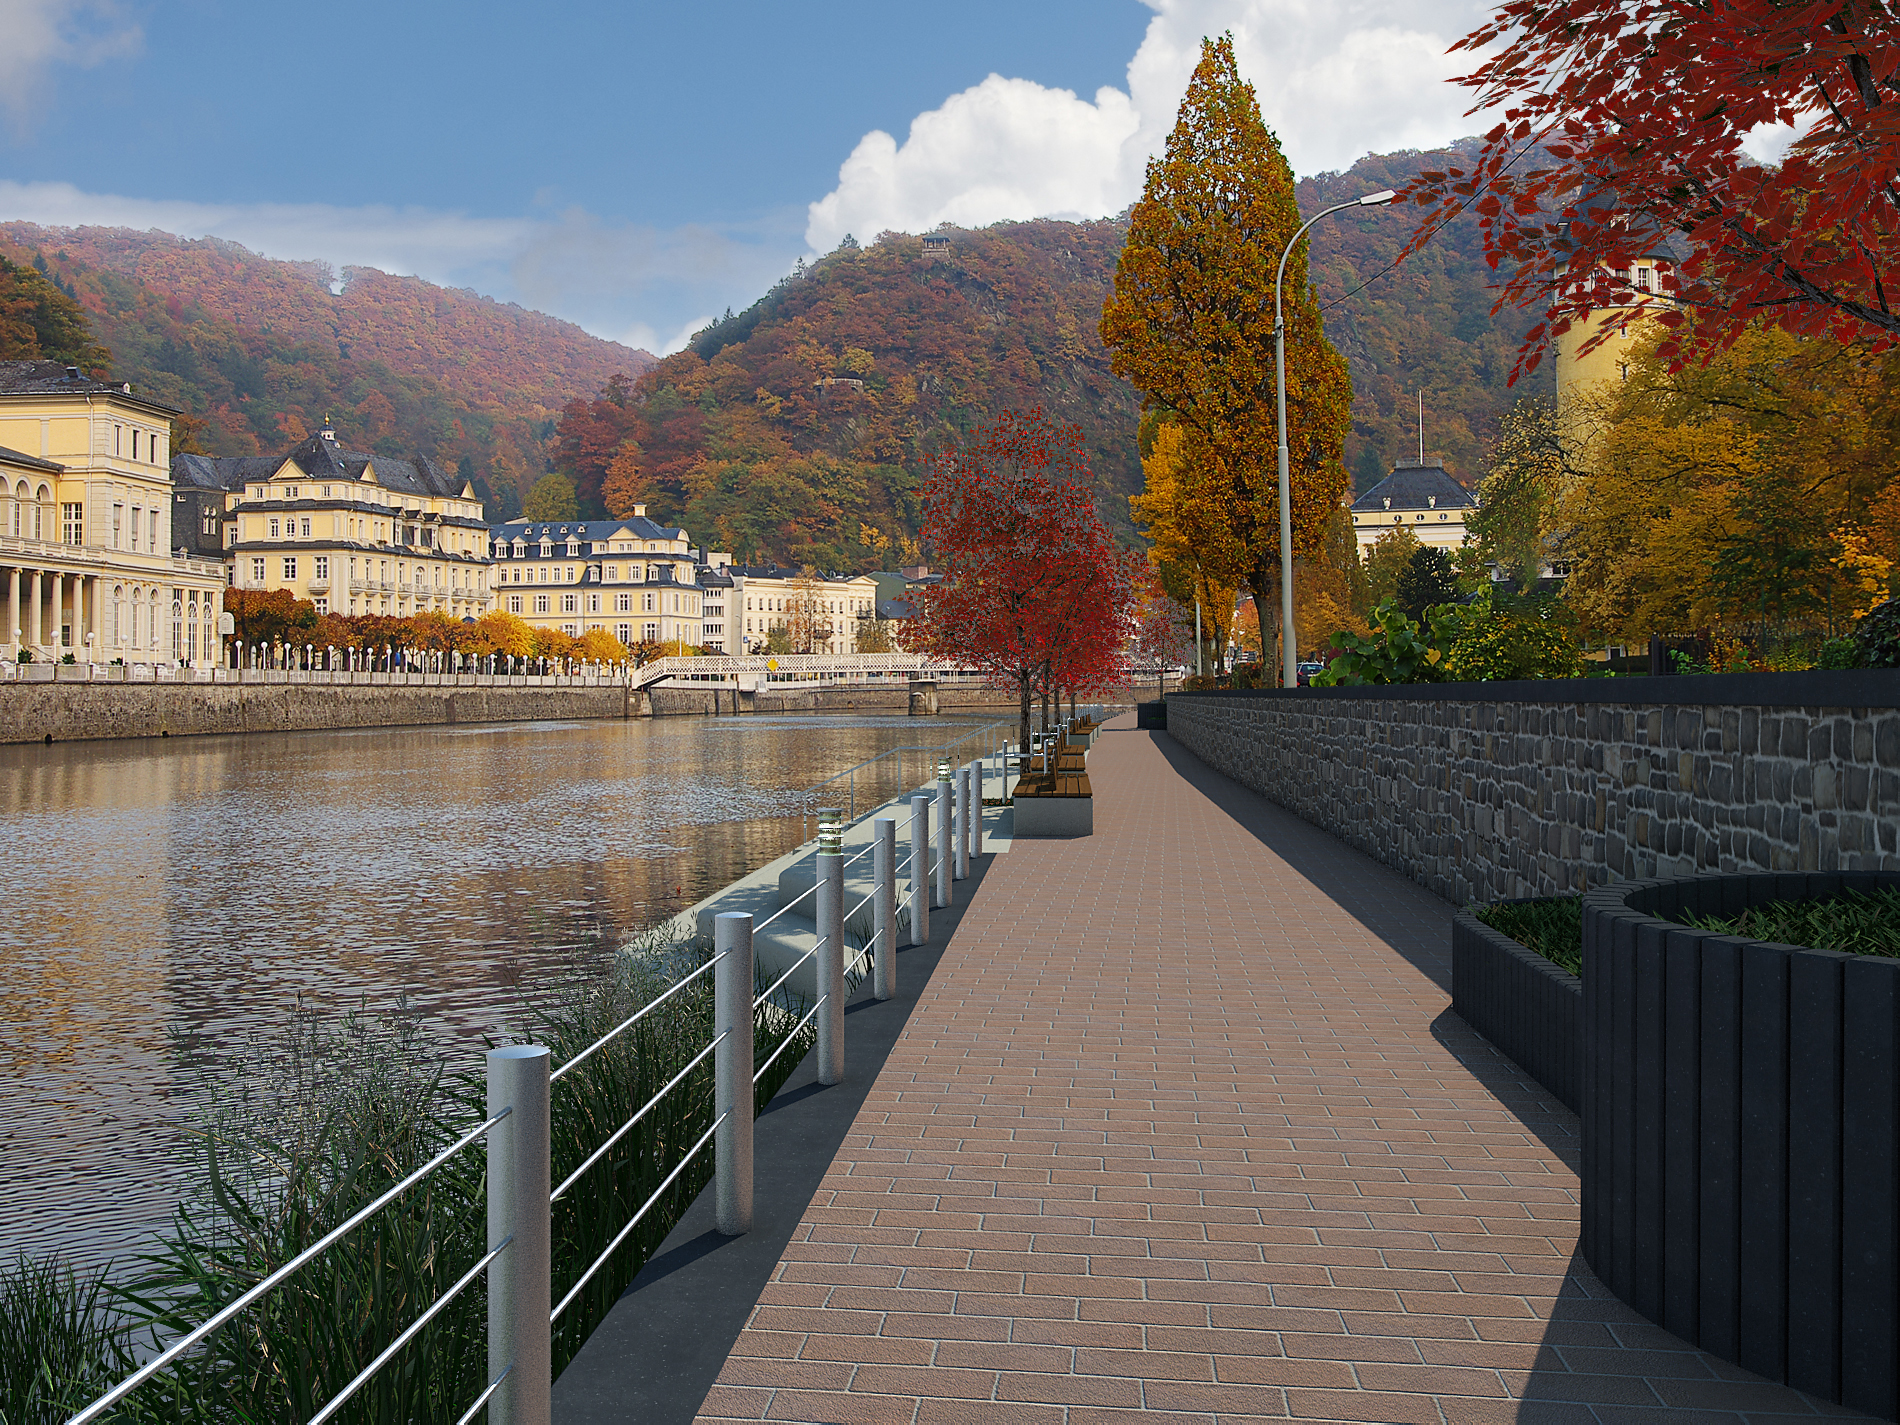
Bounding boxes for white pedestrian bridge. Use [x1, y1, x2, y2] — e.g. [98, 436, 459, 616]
[628, 651, 985, 691]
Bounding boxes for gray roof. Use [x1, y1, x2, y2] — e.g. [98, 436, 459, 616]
[492, 516, 688, 543]
[0, 360, 180, 414]
[1351, 460, 1476, 514]
[0, 443, 63, 474]
[732, 564, 871, 584]
[170, 429, 467, 501]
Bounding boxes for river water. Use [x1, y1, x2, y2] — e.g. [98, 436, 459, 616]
[0, 714, 991, 1268]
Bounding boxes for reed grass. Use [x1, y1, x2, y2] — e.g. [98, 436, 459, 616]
[0, 1254, 133, 1425]
[12, 924, 819, 1425]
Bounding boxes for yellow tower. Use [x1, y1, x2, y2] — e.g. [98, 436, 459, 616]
[1553, 248, 1677, 426]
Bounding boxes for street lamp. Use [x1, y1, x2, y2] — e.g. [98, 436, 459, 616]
[1273, 187, 1397, 687]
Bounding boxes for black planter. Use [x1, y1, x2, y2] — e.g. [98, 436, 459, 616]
[1451, 908, 1582, 1113]
[1136, 699, 1167, 729]
[1580, 872, 1900, 1419]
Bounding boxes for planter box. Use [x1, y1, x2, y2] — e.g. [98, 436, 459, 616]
[1580, 871, 1900, 1420]
[1451, 908, 1582, 1113]
[1136, 700, 1166, 729]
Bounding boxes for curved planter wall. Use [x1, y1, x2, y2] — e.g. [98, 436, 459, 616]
[1451, 910, 1582, 1113]
[1580, 872, 1900, 1419]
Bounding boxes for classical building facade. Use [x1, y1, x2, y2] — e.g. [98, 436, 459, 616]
[0, 362, 226, 663]
[487, 505, 717, 647]
[731, 564, 881, 654]
[1348, 459, 1478, 557]
[177, 424, 494, 619]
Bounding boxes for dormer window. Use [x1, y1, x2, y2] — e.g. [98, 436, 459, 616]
[567, 540, 581, 557]
[540, 541, 553, 558]
[513, 540, 526, 557]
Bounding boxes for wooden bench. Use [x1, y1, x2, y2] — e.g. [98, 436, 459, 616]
[1011, 770, 1093, 837]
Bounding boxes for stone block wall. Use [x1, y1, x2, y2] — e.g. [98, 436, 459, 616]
[1166, 671, 1900, 904]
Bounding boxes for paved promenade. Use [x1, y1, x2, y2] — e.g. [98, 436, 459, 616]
[696, 717, 1844, 1425]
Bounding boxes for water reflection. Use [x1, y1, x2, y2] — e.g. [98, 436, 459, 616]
[0, 714, 986, 1265]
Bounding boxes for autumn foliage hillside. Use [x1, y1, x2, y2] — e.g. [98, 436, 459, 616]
[0, 222, 652, 512]
[552, 221, 1145, 570]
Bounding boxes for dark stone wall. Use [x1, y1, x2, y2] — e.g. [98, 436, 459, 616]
[1166, 673, 1900, 902]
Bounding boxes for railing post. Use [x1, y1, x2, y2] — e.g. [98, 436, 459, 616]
[873, 817, 896, 1001]
[956, 763, 972, 878]
[816, 818, 845, 1086]
[909, 794, 930, 946]
[487, 1044, 551, 1425]
[934, 760, 953, 909]
[714, 913, 754, 1235]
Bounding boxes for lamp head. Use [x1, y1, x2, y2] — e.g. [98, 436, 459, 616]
[1359, 189, 1399, 206]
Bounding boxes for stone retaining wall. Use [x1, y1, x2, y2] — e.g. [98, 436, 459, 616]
[1166, 672, 1900, 903]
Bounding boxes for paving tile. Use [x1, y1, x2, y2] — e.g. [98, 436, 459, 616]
[690, 716, 1848, 1425]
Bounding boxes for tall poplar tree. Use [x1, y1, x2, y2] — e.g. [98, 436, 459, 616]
[1101, 35, 1353, 663]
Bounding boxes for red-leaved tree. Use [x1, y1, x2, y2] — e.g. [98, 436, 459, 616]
[1405, 0, 1900, 374]
[903, 408, 1139, 761]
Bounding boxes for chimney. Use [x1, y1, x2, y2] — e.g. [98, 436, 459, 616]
[633, 503, 646, 517]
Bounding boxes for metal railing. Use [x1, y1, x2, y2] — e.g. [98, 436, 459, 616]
[799, 719, 1010, 833]
[63, 751, 1014, 1425]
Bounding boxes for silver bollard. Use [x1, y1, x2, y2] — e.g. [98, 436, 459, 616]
[816, 818, 845, 1086]
[714, 913, 754, 1235]
[873, 817, 897, 1001]
[909, 794, 930, 945]
[487, 1044, 551, 1425]
[935, 760, 953, 910]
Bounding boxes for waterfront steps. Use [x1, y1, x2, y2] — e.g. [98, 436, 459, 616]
[688, 712, 1844, 1425]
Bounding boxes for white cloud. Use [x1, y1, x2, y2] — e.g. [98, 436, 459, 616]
[0, 0, 142, 132]
[0, 180, 795, 356]
[806, 0, 1489, 251]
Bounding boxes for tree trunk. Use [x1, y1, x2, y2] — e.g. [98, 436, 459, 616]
[1019, 669, 1033, 778]
[1248, 569, 1275, 684]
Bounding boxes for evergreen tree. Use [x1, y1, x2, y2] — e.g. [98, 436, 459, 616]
[0, 254, 112, 369]
[1396, 545, 1459, 621]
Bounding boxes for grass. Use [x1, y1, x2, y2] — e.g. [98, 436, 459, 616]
[1683, 886, 1900, 957]
[7, 924, 819, 1425]
[0, 1254, 133, 1425]
[1473, 897, 1583, 976]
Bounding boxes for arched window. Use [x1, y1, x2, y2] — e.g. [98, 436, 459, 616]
[113, 585, 125, 646]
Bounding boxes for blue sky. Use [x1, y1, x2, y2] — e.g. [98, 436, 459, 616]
[2, 0, 1494, 354]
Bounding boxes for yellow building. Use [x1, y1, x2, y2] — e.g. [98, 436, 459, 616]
[732, 564, 882, 654]
[1347, 459, 1477, 558]
[488, 506, 718, 647]
[0, 361, 227, 663]
[1555, 245, 1679, 422]
[179, 423, 493, 618]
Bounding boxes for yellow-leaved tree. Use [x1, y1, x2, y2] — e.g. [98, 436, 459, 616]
[1101, 33, 1353, 669]
[1130, 419, 1244, 669]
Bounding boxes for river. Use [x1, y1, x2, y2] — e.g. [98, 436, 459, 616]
[0, 713, 993, 1268]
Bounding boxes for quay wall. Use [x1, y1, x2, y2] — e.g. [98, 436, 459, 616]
[0, 678, 1079, 744]
[1165, 671, 1900, 903]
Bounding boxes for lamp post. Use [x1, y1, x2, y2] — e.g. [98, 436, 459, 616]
[1272, 188, 1397, 687]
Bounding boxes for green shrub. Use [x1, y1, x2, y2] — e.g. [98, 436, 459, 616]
[1442, 599, 1584, 681]
[1473, 897, 1583, 976]
[1817, 636, 1862, 669]
[1855, 597, 1900, 668]
[1683, 887, 1900, 957]
[1313, 601, 1446, 685]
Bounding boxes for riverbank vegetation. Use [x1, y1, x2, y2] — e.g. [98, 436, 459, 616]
[0, 930, 815, 1424]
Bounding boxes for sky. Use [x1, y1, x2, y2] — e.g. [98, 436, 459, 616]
[0, 0, 1500, 355]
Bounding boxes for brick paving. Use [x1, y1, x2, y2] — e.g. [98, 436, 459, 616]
[696, 716, 1856, 1425]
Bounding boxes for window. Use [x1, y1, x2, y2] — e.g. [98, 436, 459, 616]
[643, 592, 655, 612]
[63, 503, 82, 545]
[642, 622, 658, 641]
[563, 623, 579, 636]
[566, 540, 580, 556]
[283, 557, 298, 580]
[615, 623, 632, 644]
[300, 518, 311, 538]
[1635, 266, 1653, 291]
[534, 594, 550, 613]
[314, 598, 328, 615]
[540, 540, 553, 557]
[508, 595, 523, 613]
[269, 518, 280, 539]
[252, 558, 266, 582]
[614, 593, 631, 613]
[605, 564, 617, 581]
[587, 593, 599, 613]
[322, 486, 331, 498]
[314, 556, 329, 580]
[562, 594, 578, 614]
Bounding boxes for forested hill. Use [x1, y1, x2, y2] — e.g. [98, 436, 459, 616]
[1300, 140, 1551, 490]
[550, 219, 1143, 568]
[0, 222, 653, 516]
[554, 141, 1544, 570]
